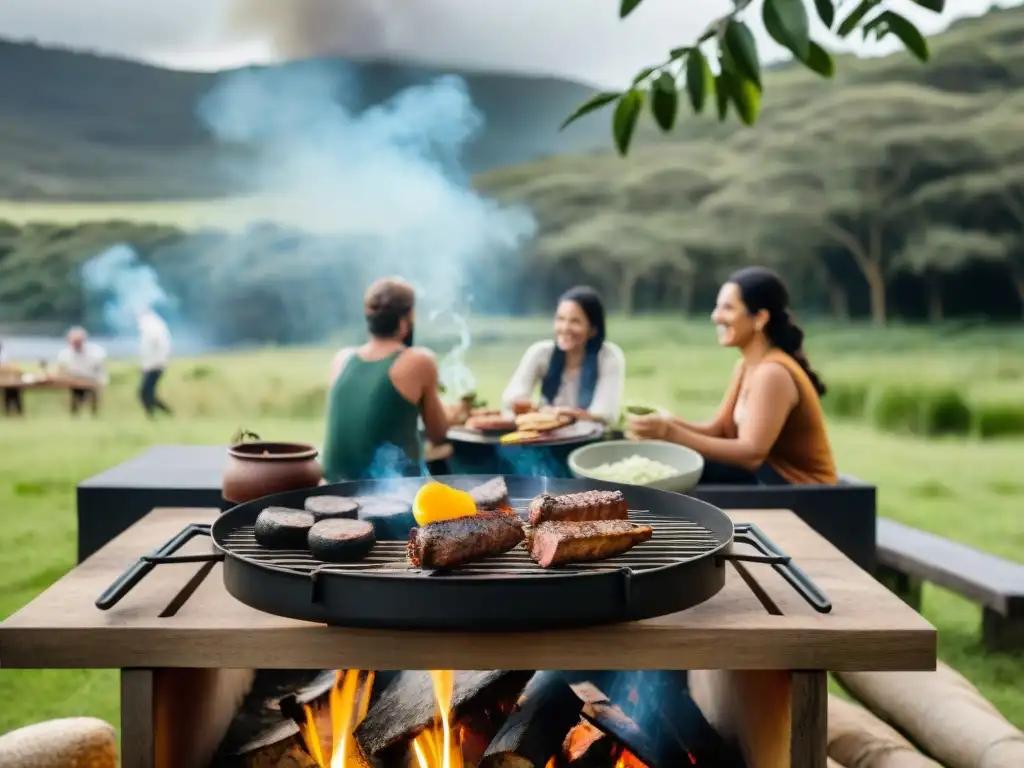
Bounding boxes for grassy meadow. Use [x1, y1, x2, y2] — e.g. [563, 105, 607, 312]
[0, 317, 1022, 737]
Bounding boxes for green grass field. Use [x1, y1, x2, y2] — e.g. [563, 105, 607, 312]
[1, 317, 1022, 738]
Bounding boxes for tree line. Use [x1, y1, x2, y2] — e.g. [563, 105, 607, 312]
[3, 75, 1024, 338]
[480, 78, 1024, 325]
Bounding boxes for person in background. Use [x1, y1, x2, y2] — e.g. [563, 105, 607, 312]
[321, 276, 469, 482]
[501, 285, 625, 424]
[55, 326, 108, 415]
[0, 341, 24, 416]
[136, 308, 173, 418]
[627, 266, 837, 485]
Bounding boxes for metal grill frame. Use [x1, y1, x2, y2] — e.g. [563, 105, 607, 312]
[221, 498, 722, 579]
[96, 475, 832, 630]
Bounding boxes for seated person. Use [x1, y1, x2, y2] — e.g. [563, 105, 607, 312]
[321, 276, 468, 482]
[627, 267, 837, 485]
[501, 286, 625, 424]
[55, 326, 108, 415]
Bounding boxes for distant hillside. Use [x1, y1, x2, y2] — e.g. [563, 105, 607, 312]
[0, 40, 607, 202]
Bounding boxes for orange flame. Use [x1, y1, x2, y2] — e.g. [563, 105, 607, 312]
[413, 671, 464, 768]
[300, 670, 462, 768]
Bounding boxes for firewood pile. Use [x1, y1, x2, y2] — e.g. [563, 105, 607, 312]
[827, 661, 1024, 768]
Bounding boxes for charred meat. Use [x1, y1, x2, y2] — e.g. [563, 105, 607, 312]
[469, 477, 510, 510]
[528, 490, 628, 526]
[407, 513, 525, 569]
[527, 520, 653, 568]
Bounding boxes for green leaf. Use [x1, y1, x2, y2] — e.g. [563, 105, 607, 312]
[873, 11, 930, 62]
[803, 40, 835, 78]
[763, 0, 811, 59]
[722, 20, 762, 90]
[814, 0, 835, 29]
[837, 0, 881, 38]
[650, 72, 679, 132]
[620, 0, 644, 18]
[612, 89, 644, 155]
[631, 66, 658, 85]
[729, 76, 761, 126]
[685, 48, 712, 113]
[560, 91, 621, 131]
[669, 46, 691, 60]
[715, 71, 733, 122]
[910, 0, 944, 11]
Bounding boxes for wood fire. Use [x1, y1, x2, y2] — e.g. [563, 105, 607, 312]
[300, 670, 463, 768]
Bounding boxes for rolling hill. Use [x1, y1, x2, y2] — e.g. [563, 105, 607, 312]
[0, 40, 608, 202]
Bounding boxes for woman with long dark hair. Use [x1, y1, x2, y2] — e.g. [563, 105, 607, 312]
[502, 286, 625, 424]
[627, 267, 837, 485]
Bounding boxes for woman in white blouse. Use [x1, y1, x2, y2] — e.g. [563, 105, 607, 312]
[501, 286, 626, 424]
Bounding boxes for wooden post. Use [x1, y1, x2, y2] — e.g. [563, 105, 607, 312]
[121, 669, 154, 768]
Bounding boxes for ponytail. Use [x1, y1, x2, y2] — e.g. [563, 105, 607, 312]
[765, 311, 827, 397]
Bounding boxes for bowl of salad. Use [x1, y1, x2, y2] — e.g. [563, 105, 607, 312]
[567, 439, 704, 493]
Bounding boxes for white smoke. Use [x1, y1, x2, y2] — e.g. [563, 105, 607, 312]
[195, 62, 535, 312]
[80, 244, 173, 335]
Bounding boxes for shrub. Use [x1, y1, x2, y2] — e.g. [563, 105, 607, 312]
[920, 389, 972, 437]
[823, 382, 870, 420]
[870, 386, 971, 437]
[870, 386, 923, 435]
[974, 402, 1024, 440]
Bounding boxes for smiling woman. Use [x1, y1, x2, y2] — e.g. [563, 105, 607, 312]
[500, 286, 625, 425]
[626, 266, 837, 486]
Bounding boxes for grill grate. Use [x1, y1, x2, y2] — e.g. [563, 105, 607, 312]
[222, 498, 723, 578]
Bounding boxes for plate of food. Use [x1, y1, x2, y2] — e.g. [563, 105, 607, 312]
[463, 410, 518, 435]
[514, 410, 575, 433]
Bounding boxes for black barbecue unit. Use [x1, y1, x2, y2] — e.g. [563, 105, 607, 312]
[96, 475, 831, 630]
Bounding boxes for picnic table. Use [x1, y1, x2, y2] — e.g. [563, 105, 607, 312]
[0, 370, 101, 415]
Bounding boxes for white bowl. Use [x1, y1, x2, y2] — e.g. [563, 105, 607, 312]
[568, 439, 705, 493]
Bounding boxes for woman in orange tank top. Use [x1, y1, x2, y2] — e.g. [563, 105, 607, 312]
[626, 267, 837, 485]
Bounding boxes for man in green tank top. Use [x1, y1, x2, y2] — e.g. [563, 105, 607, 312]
[321, 277, 466, 482]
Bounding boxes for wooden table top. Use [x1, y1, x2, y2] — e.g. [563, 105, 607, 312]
[0, 373, 99, 389]
[0, 507, 936, 672]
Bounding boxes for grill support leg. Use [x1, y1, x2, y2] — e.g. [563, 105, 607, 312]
[690, 669, 828, 768]
[119, 667, 256, 768]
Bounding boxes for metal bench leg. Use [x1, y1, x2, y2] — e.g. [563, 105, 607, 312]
[982, 608, 1024, 652]
[876, 565, 923, 611]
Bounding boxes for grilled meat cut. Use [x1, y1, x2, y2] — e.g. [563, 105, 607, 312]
[527, 520, 653, 568]
[528, 490, 628, 526]
[469, 477, 510, 510]
[407, 513, 525, 569]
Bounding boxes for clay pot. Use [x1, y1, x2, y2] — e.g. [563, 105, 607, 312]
[222, 441, 323, 506]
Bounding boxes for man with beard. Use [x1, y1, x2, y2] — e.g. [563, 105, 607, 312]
[321, 276, 467, 482]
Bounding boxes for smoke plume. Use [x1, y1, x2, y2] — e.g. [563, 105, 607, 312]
[81, 244, 174, 336]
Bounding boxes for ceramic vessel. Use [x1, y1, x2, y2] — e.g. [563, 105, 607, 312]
[221, 441, 322, 505]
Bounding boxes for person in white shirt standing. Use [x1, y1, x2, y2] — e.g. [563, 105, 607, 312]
[55, 326, 108, 415]
[136, 308, 173, 417]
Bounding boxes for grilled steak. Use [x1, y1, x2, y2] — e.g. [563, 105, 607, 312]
[527, 520, 653, 568]
[469, 477, 510, 510]
[407, 513, 525, 569]
[528, 490, 628, 525]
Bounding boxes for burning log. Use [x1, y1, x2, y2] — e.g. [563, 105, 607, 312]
[355, 671, 534, 759]
[269, 671, 338, 711]
[479, 672, 584, 768]
[559, 720, 614, 767]
[235, 721, 319, 768]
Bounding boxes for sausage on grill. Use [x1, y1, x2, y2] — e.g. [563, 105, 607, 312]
[407, 513, 525, 569]
[527, 520, 653, 568]
[527, 490, 628, 526]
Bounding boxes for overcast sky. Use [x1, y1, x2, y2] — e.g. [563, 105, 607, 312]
[0, 0, 1013, 86]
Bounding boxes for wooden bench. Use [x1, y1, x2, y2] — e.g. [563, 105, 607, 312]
[876, 517, 1024, 651]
